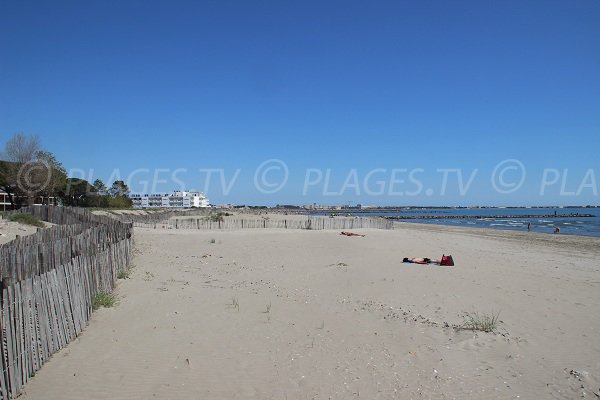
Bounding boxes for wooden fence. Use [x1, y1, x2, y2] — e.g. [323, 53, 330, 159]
[108, 208, 211, 224]
[134, 216, 394, 231]
[0, 206, 133, 399]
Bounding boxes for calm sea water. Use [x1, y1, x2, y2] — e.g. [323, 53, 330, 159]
[314, 208, 600, 237]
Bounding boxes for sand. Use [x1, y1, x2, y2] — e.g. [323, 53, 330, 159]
[0, 217, 46, 245]
[18, 222, 600, 399]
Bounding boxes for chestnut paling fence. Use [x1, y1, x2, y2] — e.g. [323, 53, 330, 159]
[105, 208, 394, 231]
[133, 216, 395, 231]
[0, 206, 133, 399]
[107, 208, 211, 224]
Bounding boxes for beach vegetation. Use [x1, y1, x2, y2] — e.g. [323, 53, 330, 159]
[263, 302, 272, 313]
[33, 150, 68, 204]
[460, 311, 500, 333]
[117, 269, 130, 279]
[228, 296, 239, 311]
[109, 180, 130, 197]
[59, 178, 132, 208]
[205, 212, 226, 222]
[105, 194, 133, 208]
[59, 178, 95, 206]
[8, 212, 46, 228]
[263, 302, 272, 322]
[92, 291, 116, 310]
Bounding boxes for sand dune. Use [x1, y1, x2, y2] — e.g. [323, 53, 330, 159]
[0, 218, 46, 245]
[18, 224, 600, 399]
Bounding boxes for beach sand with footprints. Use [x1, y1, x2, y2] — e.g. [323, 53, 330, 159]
[18, 222, 600, 399]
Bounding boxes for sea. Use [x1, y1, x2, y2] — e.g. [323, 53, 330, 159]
[312, 207, 600, 238]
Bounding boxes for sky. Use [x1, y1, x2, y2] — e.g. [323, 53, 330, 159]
[1, 0, 599, 206]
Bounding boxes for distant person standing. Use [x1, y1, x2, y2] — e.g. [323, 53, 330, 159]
[554, 227, 560, 234]
[527, 222, 531, 231]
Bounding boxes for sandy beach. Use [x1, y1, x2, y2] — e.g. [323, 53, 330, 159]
[0, 217, 47, 245]
[18, 221, 600, 399]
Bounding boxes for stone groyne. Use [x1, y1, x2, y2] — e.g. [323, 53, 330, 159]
[384, 213, 594, 220]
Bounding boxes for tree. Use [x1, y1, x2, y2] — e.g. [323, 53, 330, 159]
[93, 179, 108, 195]
[0, 160, 18, 208]
[109, 180, 130, 197]
[90, 179, 109, 207]
[1, 133, 42, 207]
[107, 180, 132, 208]
[34, 150, 67, 205]
[4, 132, 40, 164]
[59, 178, 95, 207]
[56, 178, 132, 208]
[1, 133, 70, 208]
[106, 195, 133, 208]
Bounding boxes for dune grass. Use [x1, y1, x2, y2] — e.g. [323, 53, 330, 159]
[228, 296, 239, 311]
[117, 269, 130, 279]
[92, 292, 116, 311]
[8, 213, 46, 228]
[461, 311, 500, 333]
[205, 213, 225, 222]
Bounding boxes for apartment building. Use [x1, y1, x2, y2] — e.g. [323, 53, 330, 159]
[129, 191, 209, 209]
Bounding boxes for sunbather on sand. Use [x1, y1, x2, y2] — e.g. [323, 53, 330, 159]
[340, 231, 365, 237]
[403, 257, 440, 264]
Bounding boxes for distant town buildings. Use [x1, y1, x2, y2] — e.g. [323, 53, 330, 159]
[129, 191, 209, 209]
[289, 203, 364, 211]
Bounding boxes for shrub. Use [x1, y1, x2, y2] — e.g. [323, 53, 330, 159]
[460, 311, 500, 333]
[8, 213, 45, 228]
[106, 195, 133, 209]
[93, 292, 116, 310]
[205, 213, 225, 222]
[117, 270, 130, 279]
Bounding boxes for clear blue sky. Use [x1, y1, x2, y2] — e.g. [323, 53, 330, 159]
[1, 1, 599, 206]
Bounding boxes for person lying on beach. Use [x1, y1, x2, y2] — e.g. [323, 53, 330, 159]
[402, 257, 440, 264]
[340, 231, 365, 237]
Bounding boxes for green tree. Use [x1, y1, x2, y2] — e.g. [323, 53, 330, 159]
[106, 195, 133, 208]
[35, 150, 67, 205]
[108, 180, 132, 208]
[90, 179, 109, 207]
[59, 178, 95, 207]
[109, 180, 130, 197]
[93, 179, 108, 195]
[0, 160, 18, 208]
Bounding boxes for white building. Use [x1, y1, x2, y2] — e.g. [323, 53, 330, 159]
[130, 191, 209, 209]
